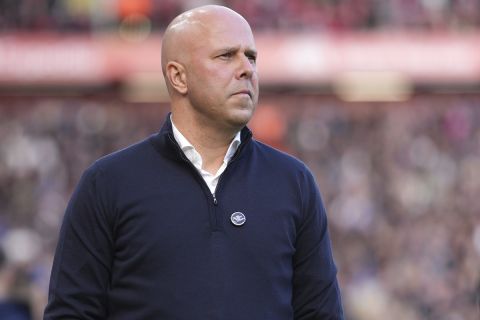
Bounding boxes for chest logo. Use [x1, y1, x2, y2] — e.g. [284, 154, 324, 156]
[230, 212, 246, 226]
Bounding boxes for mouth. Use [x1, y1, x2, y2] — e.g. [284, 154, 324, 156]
[232, 90, 252, 98]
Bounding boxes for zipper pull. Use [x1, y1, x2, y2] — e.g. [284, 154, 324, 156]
[212, 193, 218, 205]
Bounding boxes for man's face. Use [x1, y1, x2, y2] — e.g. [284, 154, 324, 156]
[184, 13, 259, 131]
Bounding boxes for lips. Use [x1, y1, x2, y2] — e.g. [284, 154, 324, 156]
[232, 89, 252, 98]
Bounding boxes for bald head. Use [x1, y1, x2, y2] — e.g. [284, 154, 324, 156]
[161, 5, 258, 134]
[161, 5, 252, 80]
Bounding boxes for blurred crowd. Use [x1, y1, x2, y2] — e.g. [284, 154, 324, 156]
[272, 95, 480, 320]
[0, 99, 166, 319]
[1, 1, 479, 319]
[0, 95, 479, 319]
[0, 0, 479, 33]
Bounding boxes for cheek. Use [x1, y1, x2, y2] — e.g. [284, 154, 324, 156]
[213, 70, 233, 85]
[252, 74, 260, 93]
[253, 73, 259, 87]
[208, 63, 239, 84]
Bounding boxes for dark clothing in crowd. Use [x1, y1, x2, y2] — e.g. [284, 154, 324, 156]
[0, 300, 32, 320]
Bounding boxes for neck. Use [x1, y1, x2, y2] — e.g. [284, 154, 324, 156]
[171, 112, 239, 174]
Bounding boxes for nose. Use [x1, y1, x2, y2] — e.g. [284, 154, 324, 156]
[236, 55, 256, 80]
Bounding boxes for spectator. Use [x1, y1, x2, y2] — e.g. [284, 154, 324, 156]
[0, 0, 478, 32]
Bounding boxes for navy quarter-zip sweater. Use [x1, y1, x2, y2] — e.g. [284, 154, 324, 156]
[44, 116, 344, 319]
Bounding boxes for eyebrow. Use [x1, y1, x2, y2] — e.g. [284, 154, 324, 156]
[245, 48, 257, 58]
[215, 46, 257, 57]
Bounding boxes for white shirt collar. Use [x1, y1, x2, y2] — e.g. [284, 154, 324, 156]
[170, 116, 241, 175]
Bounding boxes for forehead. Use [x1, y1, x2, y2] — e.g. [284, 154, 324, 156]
[191, 13, 256, 51]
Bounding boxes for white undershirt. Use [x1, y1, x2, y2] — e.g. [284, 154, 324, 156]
[171, 118, 241, 194]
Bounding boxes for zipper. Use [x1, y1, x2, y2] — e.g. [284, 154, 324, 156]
[210, 134, 251, 203]
[168, 134, 218, 205]
[168, 131, 252, 207]
[209, 134, 254, 209]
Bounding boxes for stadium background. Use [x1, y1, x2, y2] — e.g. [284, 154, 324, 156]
[1, 0, 479, 319]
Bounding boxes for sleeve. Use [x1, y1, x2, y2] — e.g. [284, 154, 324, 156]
[292, 168, 344, 320]
[44, 164, 115, 319]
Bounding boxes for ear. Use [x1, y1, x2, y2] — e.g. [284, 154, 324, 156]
[166, 61, 188, 95]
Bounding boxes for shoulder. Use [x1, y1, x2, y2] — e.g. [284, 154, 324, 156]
[72, 134, 160, 191]
[90, 135, 157, 173]
[246, 139, 320, 193]
[250, 139, 312, 176]
[71, 135, 160, 204]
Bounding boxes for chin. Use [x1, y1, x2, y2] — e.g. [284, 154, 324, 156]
[227, 109, 254, 129]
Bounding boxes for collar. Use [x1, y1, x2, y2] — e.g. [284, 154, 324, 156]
[170, 115, 242, 170]
[150, 113, 253, 162]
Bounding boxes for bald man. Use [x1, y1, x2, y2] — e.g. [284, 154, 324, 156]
[44, 5, 344, 320]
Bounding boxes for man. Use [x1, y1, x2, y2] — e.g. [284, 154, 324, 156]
[44, 5, 344, 319]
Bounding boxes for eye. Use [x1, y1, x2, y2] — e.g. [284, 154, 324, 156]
[218, 51, 235, 59]
[246, 54, 257, 64]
